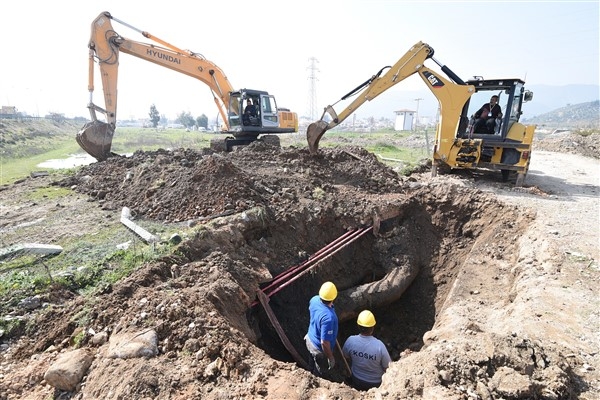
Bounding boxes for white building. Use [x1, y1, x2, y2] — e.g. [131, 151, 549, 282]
[394, 109, 415, 131]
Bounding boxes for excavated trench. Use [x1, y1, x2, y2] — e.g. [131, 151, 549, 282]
[9, 141, 550, 400]
[246, 185, 512, 382]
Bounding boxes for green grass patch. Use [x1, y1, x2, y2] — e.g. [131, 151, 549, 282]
[0, 141, 82, 185]
[367, 143, 428, 163]
[0, 240, 169, 315]
[0, 211, 188, 316]
[302, 130, 429, 161]
[25, 186, 73, 201]
[0, 123, 218, 184]
[110, 127, 213, 153]
[575, 129, 600, 137]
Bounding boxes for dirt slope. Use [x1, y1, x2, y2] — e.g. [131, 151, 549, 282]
[0, 135, 599, 400]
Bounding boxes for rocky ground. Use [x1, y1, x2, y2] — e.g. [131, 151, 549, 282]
[0, 132, 598, 399]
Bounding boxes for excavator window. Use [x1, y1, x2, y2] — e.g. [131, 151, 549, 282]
[464, 89, 509, 136]
[228, 98, 242, 128]
[261, 96, 277, 114]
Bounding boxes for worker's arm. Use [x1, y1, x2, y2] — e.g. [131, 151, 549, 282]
[321, 340, 335, 367]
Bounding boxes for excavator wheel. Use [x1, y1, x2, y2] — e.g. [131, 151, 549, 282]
[306, 121, 329, 154]
[76, 120, 115, 161]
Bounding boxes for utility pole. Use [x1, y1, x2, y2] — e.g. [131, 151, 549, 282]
[414, 97, 430, 155]
[413, 98, 423, 132]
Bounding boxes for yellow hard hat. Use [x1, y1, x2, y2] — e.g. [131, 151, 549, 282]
[319, 281, 337, 301]
[357, 310, 376, 327]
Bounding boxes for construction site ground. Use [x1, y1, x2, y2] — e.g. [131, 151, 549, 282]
[0, 132, 599, 400]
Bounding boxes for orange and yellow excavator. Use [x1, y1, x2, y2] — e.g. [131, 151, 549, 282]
[77, 11, 298, 161]
[306, 41, 536, 185]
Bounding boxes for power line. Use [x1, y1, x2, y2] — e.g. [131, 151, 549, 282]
[307, 57, 319, 120]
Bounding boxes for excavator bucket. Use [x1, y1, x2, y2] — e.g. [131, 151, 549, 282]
[76, 120, 115, 161]
[306, 121, 329, 154]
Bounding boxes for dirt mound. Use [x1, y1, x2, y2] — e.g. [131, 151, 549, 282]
[1, 142, 598, 399]
[59, 143, 404, 223]
[534, 131, 600, 159]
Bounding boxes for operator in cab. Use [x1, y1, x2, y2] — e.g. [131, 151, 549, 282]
[242, 98, 258, 126]
[473, 95, 502, 134]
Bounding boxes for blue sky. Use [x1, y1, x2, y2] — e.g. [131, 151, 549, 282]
[1, 0, 598, 121]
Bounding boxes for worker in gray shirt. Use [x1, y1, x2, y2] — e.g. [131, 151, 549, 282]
[342, 310, 391, 390]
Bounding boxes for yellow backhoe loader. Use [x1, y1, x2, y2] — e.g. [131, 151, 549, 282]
[77, 11, 298, 161]
[306, 41, 535, 185]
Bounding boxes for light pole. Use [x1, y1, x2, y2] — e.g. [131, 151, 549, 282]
[413, 98, 423, 132]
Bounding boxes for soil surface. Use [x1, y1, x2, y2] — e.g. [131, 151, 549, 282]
[0, 132, 599, 400]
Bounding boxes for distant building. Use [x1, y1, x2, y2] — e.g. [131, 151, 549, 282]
[394, 109, 415, 131]
[1, 106, 17, 117]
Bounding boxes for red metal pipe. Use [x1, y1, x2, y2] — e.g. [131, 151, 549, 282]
[264, 226, 372, 299]
[258, 229, 358, 295]
[261, 227, 367, 297]
[250, 226, 372, 307]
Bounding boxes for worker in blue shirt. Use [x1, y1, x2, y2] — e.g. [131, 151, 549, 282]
[304, 281, 339, 377]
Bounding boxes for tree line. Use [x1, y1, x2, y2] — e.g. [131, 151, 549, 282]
[149, 104, 209, 130]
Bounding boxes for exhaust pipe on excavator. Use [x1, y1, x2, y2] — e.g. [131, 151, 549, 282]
[76, 120, 115, 162]
[306, 120, 329, 155]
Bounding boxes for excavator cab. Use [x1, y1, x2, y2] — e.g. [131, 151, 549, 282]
[459, 78, 533, 141]
[224, 89, 296, 147]
[207, 89, 298, 151]
[447, 78, 535, 183]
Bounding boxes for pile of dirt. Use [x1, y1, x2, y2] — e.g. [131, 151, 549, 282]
[58, 143, 405, 223]
[0, 140, 598, 399]
[533, 131, 600, 159]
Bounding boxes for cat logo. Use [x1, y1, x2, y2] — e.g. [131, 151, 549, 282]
[423, 71, 445, 88]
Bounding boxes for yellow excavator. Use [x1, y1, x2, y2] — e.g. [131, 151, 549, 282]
[306, 41, 535, 185]
[77, 11, 298, 161]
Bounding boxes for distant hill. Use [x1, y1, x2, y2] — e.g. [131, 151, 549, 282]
[524, 84, 599, 116]
[522, 100, 599, 130]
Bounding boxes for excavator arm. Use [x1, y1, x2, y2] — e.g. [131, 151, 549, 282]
[77, 11, 236, 161]
[306, 41, 474, 154]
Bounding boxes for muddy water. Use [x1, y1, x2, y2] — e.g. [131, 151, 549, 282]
[37, 154, 96, 169]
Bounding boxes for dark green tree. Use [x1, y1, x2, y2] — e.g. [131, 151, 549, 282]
[176, 111, 196, 128]
[196, 114, 208, 129]
[149, 104, 161, 128]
